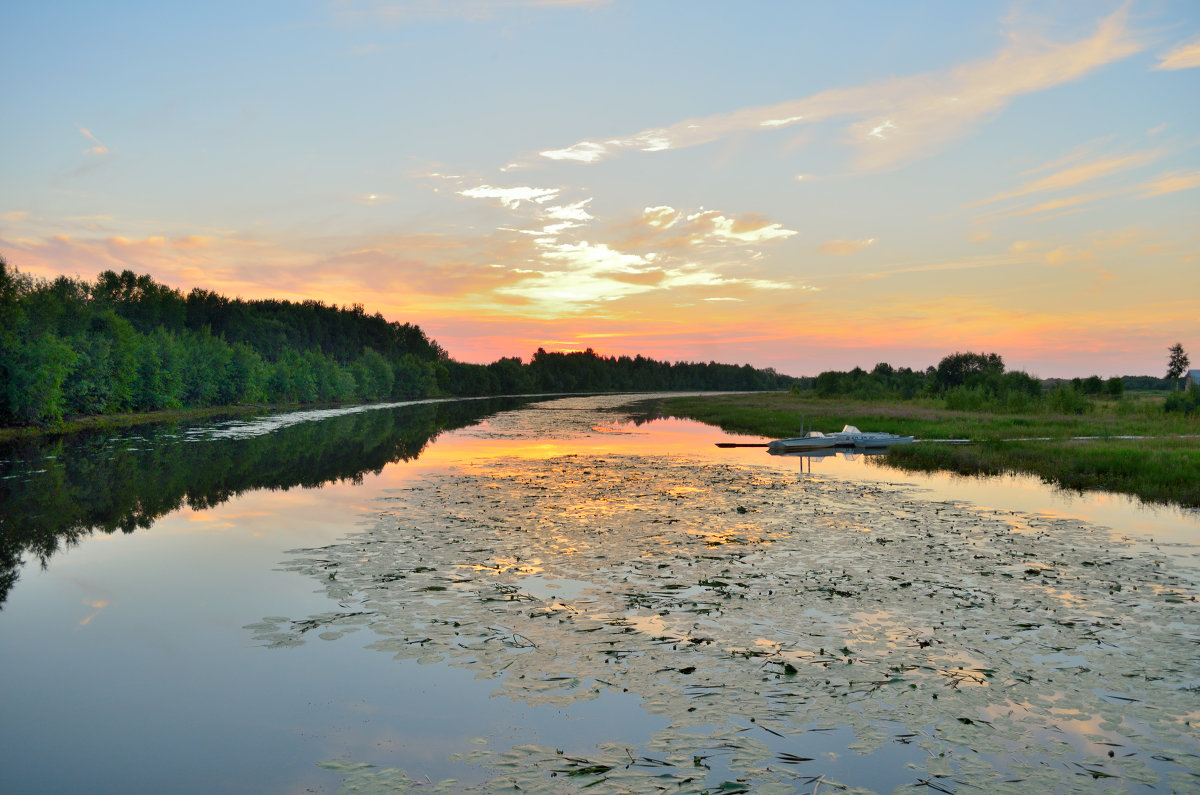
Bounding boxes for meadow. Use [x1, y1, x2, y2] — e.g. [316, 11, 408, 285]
[656, 391, 1200, 508]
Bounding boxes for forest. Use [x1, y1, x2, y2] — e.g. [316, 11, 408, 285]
[0, 259, 794, 426]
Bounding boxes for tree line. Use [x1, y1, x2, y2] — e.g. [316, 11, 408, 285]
[794, 351, 1184, 414]
[0, 260, 794, 426]
[444, 348, 794, 397]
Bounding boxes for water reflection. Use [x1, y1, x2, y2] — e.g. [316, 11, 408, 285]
[2, 393, 1198, 793]
[254, 441, 1200, 791]
[0, 397, 536, 605]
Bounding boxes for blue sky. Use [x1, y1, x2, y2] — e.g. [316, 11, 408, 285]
[3, 0, 1198, 376]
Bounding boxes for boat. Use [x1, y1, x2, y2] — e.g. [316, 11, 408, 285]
[830, 425, 914, 448]
[766, 425, 914, 451]
[766, 431, 839, 451]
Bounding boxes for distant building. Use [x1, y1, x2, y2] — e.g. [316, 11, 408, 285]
[1190, 369, 1200, 386]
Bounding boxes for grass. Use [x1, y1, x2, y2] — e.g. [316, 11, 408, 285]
[654, 392, 1200, 508]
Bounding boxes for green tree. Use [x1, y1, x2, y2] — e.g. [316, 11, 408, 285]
[6, 332, 77, 425]
[63, 332, 116, 415]
[395, 354, 438, 398]
[1167, 342, 1190, 388]
[355, 348, 394, 401]
[219, 343, 266, 404]
[133, 329, 184, 410]
[933, 351, 1005, 393]
[0, 258, 29, 421]
[1080, 375, 1105, 396]
[179, 328, 232, 406]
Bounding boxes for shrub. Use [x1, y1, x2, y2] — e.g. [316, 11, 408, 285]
[1047, 386, 1092, 415]
[943, 385, 989, 411]
[1164, 385, 1200, 415]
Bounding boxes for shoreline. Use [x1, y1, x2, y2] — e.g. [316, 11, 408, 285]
[0, 403, 281, 443]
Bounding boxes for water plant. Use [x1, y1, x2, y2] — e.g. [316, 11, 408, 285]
[250, 432, 1200, 791]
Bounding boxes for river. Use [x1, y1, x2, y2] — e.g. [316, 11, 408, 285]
[1, 394, 1197, 793]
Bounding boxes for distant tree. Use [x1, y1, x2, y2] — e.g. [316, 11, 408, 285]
[1080, 375, 1105, 396]
[487, 356, 534, 394]
[933, 351, 1004, 392]
[1105, 376, 1124, 399]
[1167, 343, 1190, 388]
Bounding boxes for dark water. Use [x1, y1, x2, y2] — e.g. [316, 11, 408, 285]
[1, 395, 1197, 794]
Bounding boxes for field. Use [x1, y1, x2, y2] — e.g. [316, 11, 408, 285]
[656, 392, 1200, 508]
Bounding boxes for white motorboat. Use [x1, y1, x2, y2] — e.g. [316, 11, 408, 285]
[766, 431, 839, 451]
[830, 425, 914, 448]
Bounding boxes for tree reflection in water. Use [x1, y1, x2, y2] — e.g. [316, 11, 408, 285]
[0, 397, 534, 605]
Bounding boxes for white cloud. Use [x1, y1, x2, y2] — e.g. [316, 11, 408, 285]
[1137, 169, 1200, 198]
[496, 240, 658, 307]
[760, 115, 804, 128]
[542, 199, 593, 223]
[660, 269, 789, 291]
[971, 149, 1160, 207]
[1154, 36, 1200, 70]
[459, 184, 560, 209]
[533, 7, 1144, 172]
[642, 206, 681, 229]
[706, 213, 797, 244]
[540, 129, 671, 163]
[633, 207, 797, 246]
[539, 140, 609, 163]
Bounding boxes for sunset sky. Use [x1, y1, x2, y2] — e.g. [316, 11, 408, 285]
[2, 1, 1198, 378]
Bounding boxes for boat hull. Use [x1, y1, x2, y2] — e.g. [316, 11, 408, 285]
[835, 433, 914, 448]
[766, 437, 839, 451]
[767, 429, 914, 450]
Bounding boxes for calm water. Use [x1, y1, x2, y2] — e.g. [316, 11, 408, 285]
[1, 394, 1197, 794]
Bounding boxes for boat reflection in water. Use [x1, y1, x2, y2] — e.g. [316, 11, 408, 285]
[767, 444, 893, 475]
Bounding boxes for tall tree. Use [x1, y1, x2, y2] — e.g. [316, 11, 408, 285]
[1167, 342, 1190, 388]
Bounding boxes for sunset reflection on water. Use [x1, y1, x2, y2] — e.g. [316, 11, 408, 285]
[3, 395, 1197, 794]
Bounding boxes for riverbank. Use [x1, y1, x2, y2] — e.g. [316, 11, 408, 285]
[0, 404, 275, 443]
[654, 392, 1200, 508]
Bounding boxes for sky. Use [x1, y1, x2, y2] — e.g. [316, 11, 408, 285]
[2, 1, 1198, 378]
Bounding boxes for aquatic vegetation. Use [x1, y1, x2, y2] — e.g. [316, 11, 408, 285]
[250, 445, 1200, 792]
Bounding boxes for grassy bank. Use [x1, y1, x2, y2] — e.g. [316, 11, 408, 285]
[655, 392, 1200, 508]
